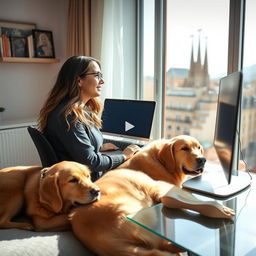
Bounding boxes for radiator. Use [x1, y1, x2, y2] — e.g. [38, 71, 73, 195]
[0, 127, 41, 168]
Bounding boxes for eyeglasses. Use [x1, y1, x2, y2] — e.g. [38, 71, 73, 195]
[80, 71, 103, 81]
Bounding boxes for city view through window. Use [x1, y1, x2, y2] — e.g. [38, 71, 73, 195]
[143, 0, 229, 163]
[165, 0, 229, 164]
[143, 0, 256, 171]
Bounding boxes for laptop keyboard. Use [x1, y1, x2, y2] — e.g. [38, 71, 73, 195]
[103, 139, 145, 150]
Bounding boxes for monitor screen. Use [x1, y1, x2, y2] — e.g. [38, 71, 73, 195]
[101, 99, 156, 140]
[214, 71, 242, 184]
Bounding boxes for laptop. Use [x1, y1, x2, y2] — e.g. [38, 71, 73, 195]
[101, 99, 156, 153]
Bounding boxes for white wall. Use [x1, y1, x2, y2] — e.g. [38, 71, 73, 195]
[0, 0, 68, 121]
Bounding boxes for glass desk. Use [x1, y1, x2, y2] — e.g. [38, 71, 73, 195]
[128, 175, 256, 256]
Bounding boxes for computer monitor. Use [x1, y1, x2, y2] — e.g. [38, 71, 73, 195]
[214, 71, 242, 184]
[182, 71, 251, 198]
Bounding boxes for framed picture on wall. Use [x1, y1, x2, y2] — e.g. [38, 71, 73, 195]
[10, 36, 28, 57]
[0, 20, 36, 37]
[32, 29, 55, 58]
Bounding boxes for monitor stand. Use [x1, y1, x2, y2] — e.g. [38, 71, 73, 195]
[182, 167, 251, 198]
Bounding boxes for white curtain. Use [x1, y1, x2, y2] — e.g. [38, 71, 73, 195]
[100, 0, 125, 100]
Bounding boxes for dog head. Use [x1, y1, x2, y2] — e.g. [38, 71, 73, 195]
[172, 135, 206, 175]
[39, 161, 100, 213]
[159, 135, 206, 182]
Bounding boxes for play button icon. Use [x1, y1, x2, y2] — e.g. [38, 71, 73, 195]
[125, 121, 135, 132]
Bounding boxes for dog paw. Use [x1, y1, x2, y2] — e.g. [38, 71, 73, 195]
[222, 205, 235, 217]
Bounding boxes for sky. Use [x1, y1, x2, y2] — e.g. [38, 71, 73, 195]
[143, 0, 256, 78]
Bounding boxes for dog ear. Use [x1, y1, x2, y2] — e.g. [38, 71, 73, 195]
[39, 172, 63, 213]
[158, 140, 176, 172]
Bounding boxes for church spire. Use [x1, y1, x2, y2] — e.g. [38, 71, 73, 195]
[197, 29, 202, 66]
[203, 37, 209, 74]
[186, 35, 195, 87]
[203, 37, 210, 88]
[189, 35, 194, 68]
[188, 35, 195, 78]
[185, 29, 210, 88]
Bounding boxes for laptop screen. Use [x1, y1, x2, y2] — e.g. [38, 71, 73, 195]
[101, 99, 156, 140]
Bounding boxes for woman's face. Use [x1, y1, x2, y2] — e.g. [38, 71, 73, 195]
[78, 61, 104, 102]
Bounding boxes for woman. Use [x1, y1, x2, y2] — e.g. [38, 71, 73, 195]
[38, 56, 139, 181]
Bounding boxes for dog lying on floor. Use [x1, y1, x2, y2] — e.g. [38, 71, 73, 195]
[0, 161, 99, 232]
[70, 135, 206, 256]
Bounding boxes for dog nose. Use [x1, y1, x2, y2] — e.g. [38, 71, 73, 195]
[90, 187, 100, 197]
[196, 157, 206, 165]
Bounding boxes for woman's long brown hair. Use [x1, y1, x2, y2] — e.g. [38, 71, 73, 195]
[38, 56, 102, 132]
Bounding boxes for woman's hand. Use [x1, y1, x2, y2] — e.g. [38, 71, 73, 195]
[100, 143, 119, 152]
[122, 144, 141, 160]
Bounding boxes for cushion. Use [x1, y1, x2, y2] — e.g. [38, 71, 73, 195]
[0, 215, 95, 256]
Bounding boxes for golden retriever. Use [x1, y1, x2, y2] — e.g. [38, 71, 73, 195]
[119, 135, 206, 185]
[70, 135, 206, 256]
[0, 161, 99, 231]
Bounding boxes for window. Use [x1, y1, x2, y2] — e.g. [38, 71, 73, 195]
[139, 0, 247, 169]
[164, 0, 230, 161]
[243, 0, 256, 68]
[240, 0, 256, 172]
[142, 0, 155, 101]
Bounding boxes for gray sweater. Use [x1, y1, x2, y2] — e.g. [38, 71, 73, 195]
[44, 100, 125, 181]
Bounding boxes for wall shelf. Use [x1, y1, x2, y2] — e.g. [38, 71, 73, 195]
[0, 57, 60, 64]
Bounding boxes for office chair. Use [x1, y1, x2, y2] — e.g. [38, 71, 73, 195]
[27, 126, 59, 167]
